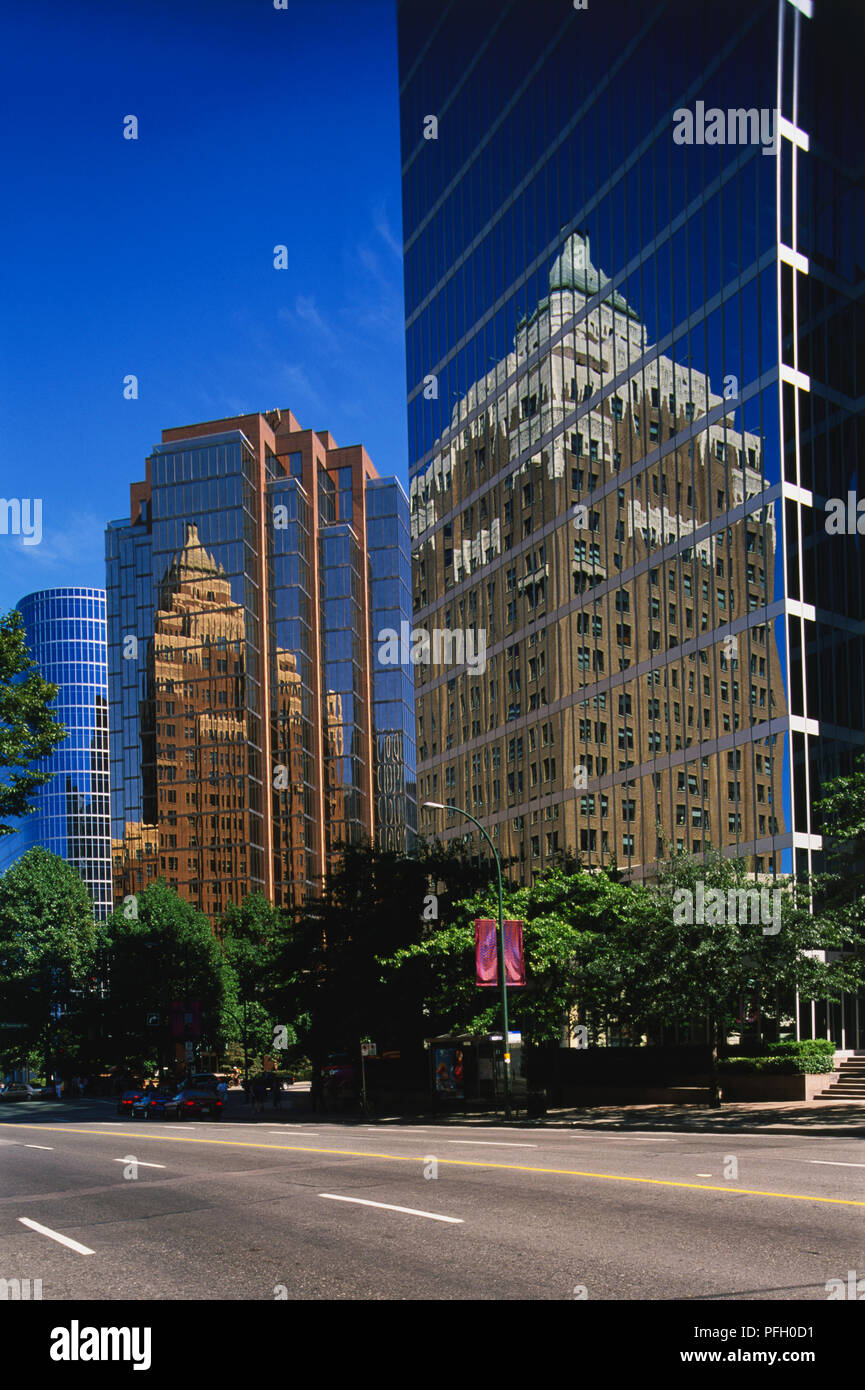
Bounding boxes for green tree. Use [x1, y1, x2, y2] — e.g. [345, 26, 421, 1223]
[0, 609, 66, 836]
[380, 866, 657, 1046]
[808, 758, 865, 996]
[219, 893, 296, 1077]
[645, 849, 851, 1104]
[0, 847, 97, 1075]
[102, 881, 228, 1077]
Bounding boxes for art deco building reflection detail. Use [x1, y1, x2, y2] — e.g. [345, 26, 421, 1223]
[107, 411, 416, 917]
[410, 233, 786, 877]
[399, 0, 864, 1041]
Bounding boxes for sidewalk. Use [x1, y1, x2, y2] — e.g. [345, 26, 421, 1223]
[377, 1099, 865, 1137]
[217, 1093, 865, 1136]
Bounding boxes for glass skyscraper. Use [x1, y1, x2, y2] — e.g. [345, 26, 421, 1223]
[0, 588, 112, 920]
[107, 410, 416, 920]
[398, 1, 863, 1037]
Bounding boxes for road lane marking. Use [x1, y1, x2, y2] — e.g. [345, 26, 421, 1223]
[112, 1159, 166, 1169]
[319, 1194, 462, 1223]
[447, 1140, 538, 1148]
[24, 1145, 53, 1150]
[809, 1160, 865, 1168]
[696, 1173, 713, 1177]
[18, 1217, 94, 1254]
[4, 1124, 864, 1208]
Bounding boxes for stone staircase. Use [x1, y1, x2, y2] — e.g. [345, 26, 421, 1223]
[814, 1056, 865, 1100]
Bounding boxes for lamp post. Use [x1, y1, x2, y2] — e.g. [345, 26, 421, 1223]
[423, 801, 511, 1120]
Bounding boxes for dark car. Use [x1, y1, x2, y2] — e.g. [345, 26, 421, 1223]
[164, 1087, 224, 1119]
[130, 1089, 175, 1120]
[188, 1073, 219, 1092]
[116, 1088, 144, 1116]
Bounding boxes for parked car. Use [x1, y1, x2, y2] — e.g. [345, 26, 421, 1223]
[116, 1088, 145, 1116]
[188, 1073, 219, 1092]
[0, 1083, 40, 1102]
[163, 1087, 224, 1119]
[131, 1089, 175, 1120]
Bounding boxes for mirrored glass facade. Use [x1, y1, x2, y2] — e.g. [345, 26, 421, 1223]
[399, 0, 864, 920]
[0, 588, 111, 919]
[107, 410, 416, 919]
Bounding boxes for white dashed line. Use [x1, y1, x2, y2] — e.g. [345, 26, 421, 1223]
[810, 1160, 865, 1169]
[112, 1159, 166, 1169]
[446, 1140, 538, 1148]
[18, 1218, 94, 1255]
[319, 1194, 463, 1223]
[24, 1144, 54, 1150]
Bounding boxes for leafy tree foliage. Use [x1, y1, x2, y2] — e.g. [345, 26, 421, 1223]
[101, 881, 227, 1074]
[0, 847, 97, 1070]
[0, 609, 66, 835]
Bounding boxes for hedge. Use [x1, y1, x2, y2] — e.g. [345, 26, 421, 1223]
[718, 1055, 836, 1075]
[767, 1039, 835, 1058]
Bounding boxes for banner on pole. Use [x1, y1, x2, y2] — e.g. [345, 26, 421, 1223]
[474, 919, 497, 986]
[503, 919, 526, 987]
[475, 919, 526, 986]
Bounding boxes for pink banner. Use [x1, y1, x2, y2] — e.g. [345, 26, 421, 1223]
[504, 919, 526, 987]
[475, 919, 526, 986]
[474, 919, 497, 986]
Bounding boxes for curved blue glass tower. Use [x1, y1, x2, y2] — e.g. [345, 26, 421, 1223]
[0, 588, 111, 919]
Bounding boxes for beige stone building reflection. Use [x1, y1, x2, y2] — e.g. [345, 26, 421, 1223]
[412, 232, 786, 880]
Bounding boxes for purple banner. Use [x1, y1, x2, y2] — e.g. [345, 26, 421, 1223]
[475, 919, 526, 986]
[474, 918, 497, 987]
[503, 919, 525, 987]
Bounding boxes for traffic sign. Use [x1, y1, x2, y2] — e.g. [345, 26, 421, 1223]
[361, 1042, 377, 1057]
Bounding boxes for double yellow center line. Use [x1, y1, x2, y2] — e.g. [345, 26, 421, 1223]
[3, 1122, 864, 1208]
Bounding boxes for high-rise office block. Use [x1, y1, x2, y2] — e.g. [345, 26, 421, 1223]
[107, 410, 416, 919]
[0, 588, 112, 919]
[398, 0, 863, 1012]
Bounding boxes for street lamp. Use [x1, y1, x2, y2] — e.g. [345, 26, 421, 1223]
[423, 800, 512, 1120]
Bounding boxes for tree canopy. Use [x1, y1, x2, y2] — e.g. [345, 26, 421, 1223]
[0, 609, 66, 835]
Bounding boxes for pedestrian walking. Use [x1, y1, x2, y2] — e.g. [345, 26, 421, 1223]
[251, 1078, 266, 1116]
[271, 1075, 281, 1110]
[216, 1078, 228, 1112]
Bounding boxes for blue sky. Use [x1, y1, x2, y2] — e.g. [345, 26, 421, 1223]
[0, 0, 407, 613]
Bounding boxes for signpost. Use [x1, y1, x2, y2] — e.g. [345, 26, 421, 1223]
[359, 1040, 376, 1114]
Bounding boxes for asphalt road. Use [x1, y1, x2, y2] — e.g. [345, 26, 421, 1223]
[2, 1099, 864, 1300]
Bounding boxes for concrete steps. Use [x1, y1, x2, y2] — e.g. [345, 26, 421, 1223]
[814, 1059, 865, 1099]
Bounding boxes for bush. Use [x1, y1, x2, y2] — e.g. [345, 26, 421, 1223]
[719, 1055, 836, 1075]
[767, 1039, 835, 1058]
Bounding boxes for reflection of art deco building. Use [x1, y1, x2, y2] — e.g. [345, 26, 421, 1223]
[410, 233, 786, 878]
[107, 411, 416, 918]
[0, 589, 112, 919]
[399, 0, 864, 1043]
